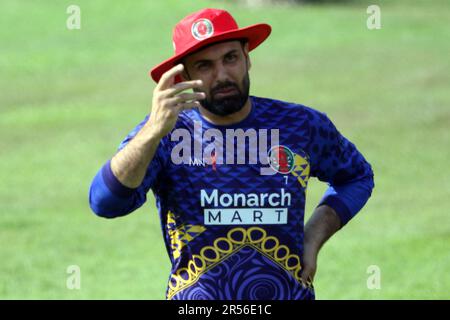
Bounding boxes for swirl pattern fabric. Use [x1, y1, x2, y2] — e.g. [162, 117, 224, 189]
[172, 246, 314, 300]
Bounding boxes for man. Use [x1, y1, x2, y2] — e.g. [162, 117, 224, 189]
[89, 8, 374, 300]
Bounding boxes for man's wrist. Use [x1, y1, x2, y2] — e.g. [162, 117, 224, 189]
[140, 121, 164, 143]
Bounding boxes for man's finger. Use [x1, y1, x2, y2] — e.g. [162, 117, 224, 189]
[165, 92, 205, 107]
[300, 268, 315, 286]
[162, 79, 204, 97]
[157, 64, 185, 90]
[300, 271, 311, 283]
[175, 100, 201, 112]
[176, 92, 206, 103]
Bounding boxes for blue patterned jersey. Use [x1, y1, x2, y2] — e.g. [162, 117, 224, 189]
[89, 96, 374, 300]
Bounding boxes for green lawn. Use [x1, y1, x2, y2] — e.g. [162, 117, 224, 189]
[0, 0, 449, 299]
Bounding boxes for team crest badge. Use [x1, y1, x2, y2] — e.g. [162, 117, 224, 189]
[191, 19, 214, 40]
[268, 145, 295, 174]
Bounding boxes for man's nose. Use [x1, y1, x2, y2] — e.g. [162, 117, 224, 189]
[213, 63, 229, 83]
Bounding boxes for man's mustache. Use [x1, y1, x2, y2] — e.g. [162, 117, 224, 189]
[211, 82, 240, 96]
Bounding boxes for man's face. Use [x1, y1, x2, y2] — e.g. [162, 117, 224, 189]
[182, 40, 251, 116]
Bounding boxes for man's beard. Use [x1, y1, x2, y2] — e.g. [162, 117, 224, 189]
[197, 73, 250, 117]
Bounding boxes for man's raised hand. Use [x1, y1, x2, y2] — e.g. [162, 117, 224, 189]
[149, 64, 205, 138]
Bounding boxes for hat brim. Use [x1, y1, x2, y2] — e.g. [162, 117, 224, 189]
[150, 23, 271, 83]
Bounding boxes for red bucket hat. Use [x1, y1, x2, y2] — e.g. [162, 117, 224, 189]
[150, 8, 272, 83]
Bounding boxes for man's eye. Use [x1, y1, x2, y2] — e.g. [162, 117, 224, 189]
[197, 63, 210, 70]
[225, 54, 237, 62]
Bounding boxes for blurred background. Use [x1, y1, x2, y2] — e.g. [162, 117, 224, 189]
[0, 0, 449, 299]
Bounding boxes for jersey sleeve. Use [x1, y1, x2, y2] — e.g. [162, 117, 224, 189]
[306, 109, 375, 227]
[88, 115, 169, 218]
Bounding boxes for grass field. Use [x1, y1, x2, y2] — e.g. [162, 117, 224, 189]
[0, 0, 449, 299]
